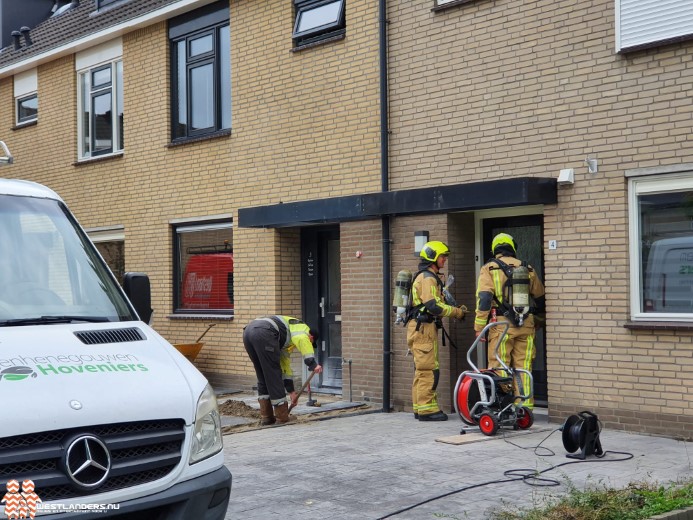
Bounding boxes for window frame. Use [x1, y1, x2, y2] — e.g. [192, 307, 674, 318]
[628, 171, 693, 322]
[293, 0, 346, 42]
[15, 93, 38, 125]
[97, 0, 121, 9]
[87, 226, 125, 285]
[77, 59, 123, 160]
[169, 3, 230, 143]
[172, 220, 234, 316]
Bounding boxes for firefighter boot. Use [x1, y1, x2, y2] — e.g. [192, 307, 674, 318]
[274, 402, 295, 424]
[258, 398, 276, 426]
[418, 411, 448, 421]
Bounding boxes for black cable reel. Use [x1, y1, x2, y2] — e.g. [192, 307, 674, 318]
[562, 410, 604, 460]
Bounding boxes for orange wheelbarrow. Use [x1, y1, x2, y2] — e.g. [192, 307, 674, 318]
[173, 324, 216, 362]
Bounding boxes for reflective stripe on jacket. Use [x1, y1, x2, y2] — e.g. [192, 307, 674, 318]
[262, 315, 316, 378]
[412, 269, 461, 319]
[474, 255, 545, 332]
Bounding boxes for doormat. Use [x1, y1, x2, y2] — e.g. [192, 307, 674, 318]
[436, 424, 555, 445]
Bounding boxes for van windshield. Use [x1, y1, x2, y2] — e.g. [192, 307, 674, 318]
[0, 194, 135, 324]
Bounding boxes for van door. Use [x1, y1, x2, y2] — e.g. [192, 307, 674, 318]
[301, 226, 342, 391]
[481, 215, 547, 406]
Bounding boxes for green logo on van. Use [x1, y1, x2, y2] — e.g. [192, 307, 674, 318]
[0, 366, 37, 382]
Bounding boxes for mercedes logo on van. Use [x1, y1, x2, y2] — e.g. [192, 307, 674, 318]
[64, 435, 111, 490]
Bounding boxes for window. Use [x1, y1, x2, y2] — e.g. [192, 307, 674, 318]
[293, 0, 345, 46]
[169, 1, 230, 141]
[616, 0, 693, 52]
[97, 0, 121, 9]
[78, 61, 123, 159]
[628, 172, 693, 321]
[14, 68, 38, 126]
[16, 94, 38, 125]
[88, 227, 125, 285]
[174, 221, 233, 315]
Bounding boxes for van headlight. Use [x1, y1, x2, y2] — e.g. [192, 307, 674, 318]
[189, 384, 223, 464]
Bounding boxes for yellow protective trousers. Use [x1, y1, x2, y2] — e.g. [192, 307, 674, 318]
[407, 320, 441, 416]
[486, 320, 536, 409]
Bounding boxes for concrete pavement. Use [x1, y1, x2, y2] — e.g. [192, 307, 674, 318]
[222, 408, 693, 519]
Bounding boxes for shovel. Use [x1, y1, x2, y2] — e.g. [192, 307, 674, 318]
[288, 370, 316, 413]
[195, 323, 216, 343]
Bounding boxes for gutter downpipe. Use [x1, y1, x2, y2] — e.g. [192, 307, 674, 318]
[379, 0, 392, 413]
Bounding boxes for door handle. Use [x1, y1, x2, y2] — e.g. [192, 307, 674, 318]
[319, 297, 325, 318]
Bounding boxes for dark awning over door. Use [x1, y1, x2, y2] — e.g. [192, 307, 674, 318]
[238, 177, 557, 228]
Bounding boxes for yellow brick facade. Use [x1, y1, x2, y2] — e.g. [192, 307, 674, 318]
[1, 0, 691, 439]
[385, 0, 693, 437]
[0, 1, 381, 392]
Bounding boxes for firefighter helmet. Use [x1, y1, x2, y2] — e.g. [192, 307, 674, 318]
[420, 241, 450, 262]
[491, 233, 516, 255]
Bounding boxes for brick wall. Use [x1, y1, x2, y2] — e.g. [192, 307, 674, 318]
[0, 0, 382, 392]
[387, 0, 693, 436]
[2, 0, 692, 437]
[341, 220, 385, 403]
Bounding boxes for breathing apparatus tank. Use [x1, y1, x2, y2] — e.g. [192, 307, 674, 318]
[392, 270, 412, 324]
[511, 265, 530, 326]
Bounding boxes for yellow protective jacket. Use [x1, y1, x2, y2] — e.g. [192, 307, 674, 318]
[270, 315, 318, 379]
[411, 268, 464, 322]
[474, 255, 545, 333]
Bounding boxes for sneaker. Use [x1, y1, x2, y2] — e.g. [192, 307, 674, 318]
[418, 411, 448, 421]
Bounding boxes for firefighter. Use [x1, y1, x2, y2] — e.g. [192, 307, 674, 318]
[474, 233, 546, 409]
[243, 316, 323, 425]
[407, 240, 466, 421]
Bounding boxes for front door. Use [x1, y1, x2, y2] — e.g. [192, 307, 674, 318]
[301, 226, 342, 391]
[481, 215, 548, 405]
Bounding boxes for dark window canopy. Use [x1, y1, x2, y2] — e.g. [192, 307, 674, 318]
[238, 177, 557, 228]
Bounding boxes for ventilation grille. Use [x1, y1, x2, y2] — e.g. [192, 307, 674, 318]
[74, 328, 145, 345]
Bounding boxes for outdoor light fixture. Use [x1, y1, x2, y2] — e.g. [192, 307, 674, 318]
[414, 231, 429, 254]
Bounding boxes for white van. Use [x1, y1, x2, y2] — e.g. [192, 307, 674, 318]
[0, 179, 231, 518]
[644, 236, 693, 313]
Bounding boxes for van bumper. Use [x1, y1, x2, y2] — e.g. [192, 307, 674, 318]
[44, 466, 232, 519]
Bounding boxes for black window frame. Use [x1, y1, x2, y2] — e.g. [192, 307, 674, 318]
[293, 0, 346, 47]
[169, 1, 230, 143]
[172, 220, 234, 316]
[16, 93, 38, 125]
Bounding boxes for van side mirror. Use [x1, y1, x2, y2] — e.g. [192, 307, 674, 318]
[123, 272, 153, 324]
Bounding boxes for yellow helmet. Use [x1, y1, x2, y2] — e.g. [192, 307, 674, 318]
[491, 233, 516, 255]
[420, 241, 450, 262]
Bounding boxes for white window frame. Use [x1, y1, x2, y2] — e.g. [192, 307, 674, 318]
[616, 0, 693, 52]
[16, 93, 38, 125]
[628, 170, 693, 322]
[76, 39, 123, 160]
[14, 68, 38, 126]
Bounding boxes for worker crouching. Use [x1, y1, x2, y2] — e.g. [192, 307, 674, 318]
[243, 315, 323, 425]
